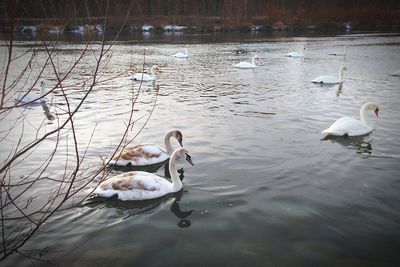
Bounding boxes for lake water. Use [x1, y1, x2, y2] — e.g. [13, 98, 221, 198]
[1, 32, 400, 266]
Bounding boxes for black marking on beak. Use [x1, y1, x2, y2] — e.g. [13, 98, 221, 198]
[185, 153, 194, 166]
[178, 137, 183, 147]
[374, 107, 379, 117]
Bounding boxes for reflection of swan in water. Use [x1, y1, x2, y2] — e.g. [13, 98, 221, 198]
[323, 135, 373, 156]
[335, 83, 344, 96]
[40, 100, 54, 120]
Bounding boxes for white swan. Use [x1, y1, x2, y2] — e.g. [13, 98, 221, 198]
[329, 46, 347, 56]
[322, 102, 380, 137]
[17, 81, 46, 104]
[312, 66, 347, 84]
[108, 130, 183, 167]
[285, 47, 305, 58]
[233, 55, 259, 69]
[132, 65, 159, 82]
[93, 147, 194, 201]
[173, 46, 188, 58]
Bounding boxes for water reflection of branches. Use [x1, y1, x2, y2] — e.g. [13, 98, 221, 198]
[0, 0, 158, 261]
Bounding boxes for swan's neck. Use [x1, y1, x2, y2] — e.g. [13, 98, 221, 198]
[40, 84, 45, 97]
[338, 67, 345, 81]
[251, 57, 257, 66]
[185, 48, 188, 55]
[360, 104, 370, 125]
[164, 131, 174, 154]
[169, 151, 182, 192]
[150, 66, 157, 76]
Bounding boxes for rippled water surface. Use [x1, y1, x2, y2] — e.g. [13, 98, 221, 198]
[2, 32, 400, 266]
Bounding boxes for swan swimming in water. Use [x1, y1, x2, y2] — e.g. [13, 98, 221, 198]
[16, 81, 46, 104]
[285, 47, 305, 58]
[312, 66, 347, 84]
[132, 65, 159, 82]
[92, 147, 194, 201]
[329, 46, 347, 56]
[173, 46, 188, 58]
[233, 55, 259, 69]
[322, 102, 380, 137]
[108, 130, 183, 167]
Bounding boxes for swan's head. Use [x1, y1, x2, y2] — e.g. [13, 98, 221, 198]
[40, 81, 45, 86]
[151, 65, 160, 72]
[172, 130, 183, 147]
[340, 65, 347, 71]
[175, 147, 194, 166]
[365, 102, 380, 117]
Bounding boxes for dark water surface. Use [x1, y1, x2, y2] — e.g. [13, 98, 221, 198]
[1, 32, 400, 266]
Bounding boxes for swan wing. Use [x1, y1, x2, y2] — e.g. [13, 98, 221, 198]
[322, 117, 373, 136]
[174, 52, 188, 58]
[286, 52, 303, 57]
[312, 75, 340, 84]
[233, 62, 255, 68]
[133, 73, 155, 81]
[108, 144, 169, 166]
[94, 171, 173, 200]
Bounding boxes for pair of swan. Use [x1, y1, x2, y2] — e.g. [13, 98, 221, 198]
[17, 81, 46, 104]
[312, 66, 347, 84]
[322, 102, 380, 137]
[93, 147, 194, 201]
[132, 65, 159, 82]
[233, 55, 259, 69]
[108, 130, 183, 167]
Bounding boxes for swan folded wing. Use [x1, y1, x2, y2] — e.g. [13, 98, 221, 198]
[312, 75, 339, 84]
[234, 62, 255, 68]
[109, 144, 168, 166]
[322, 117, 373, 136]
[94, 171, 173, 200]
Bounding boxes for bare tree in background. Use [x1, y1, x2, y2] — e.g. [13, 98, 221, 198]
[0, 0, 158, 261]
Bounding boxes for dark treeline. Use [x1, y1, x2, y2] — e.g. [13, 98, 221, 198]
[2, 0, 400, 31]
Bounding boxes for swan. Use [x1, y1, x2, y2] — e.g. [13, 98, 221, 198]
[17, 81, 46, 104]
[93, 147, 194, 201]
[233, 55, 259, 69]
[132, 65, 159, 82]
[390, 70, 400, 76]
[312, 66, 347, 84]
[108, 130, 183, 167]
[173, 45, 188, 58]
[329, 46, 347, 56]
[285, 47, 305, 58]
[322, 102, 380, 137]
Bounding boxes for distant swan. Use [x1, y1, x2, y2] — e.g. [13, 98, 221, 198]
[173, 46, 188, 58]
[285, 47, 305, 58]
[312, 66, 347, 84]
[93, 147, 194, 201]
[233, 55, 259, 69]
[17, 81, 46, 104]
[390, 70, 400, 76]
[108, 130, 183, 167]
[132, 65, 159, 82]
[329, 46, 347, 56]
[322, 102, 380, 137]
